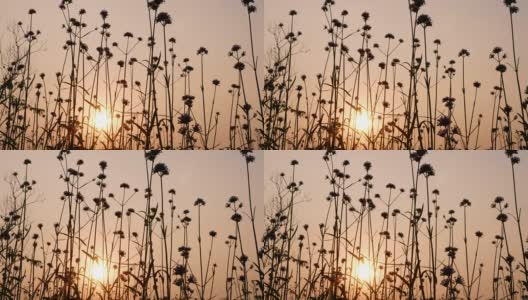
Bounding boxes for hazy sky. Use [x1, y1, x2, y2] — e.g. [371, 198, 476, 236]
[2, 0, 264, 76]
[265, 0, 528, 148]
[264, 150, 528, 295]
[265, 0, 528, 89]
[0, 150, 264, 296]
[1, 150, 263, 229]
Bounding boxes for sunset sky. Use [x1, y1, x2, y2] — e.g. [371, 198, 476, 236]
[2, 0, 527, 148]
[265, 0, 528, 148]
[0, 150, 264, 296]
[2, 0, 528, 298]
[264, 150, 528, 295]
[1, 0, 264, 146]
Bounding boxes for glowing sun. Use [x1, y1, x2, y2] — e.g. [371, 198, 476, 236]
[93, 109, 111, 131]
[355, 111, 371, 133]
[88, 261, 110, 283]
[353, 261, 375, 282]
